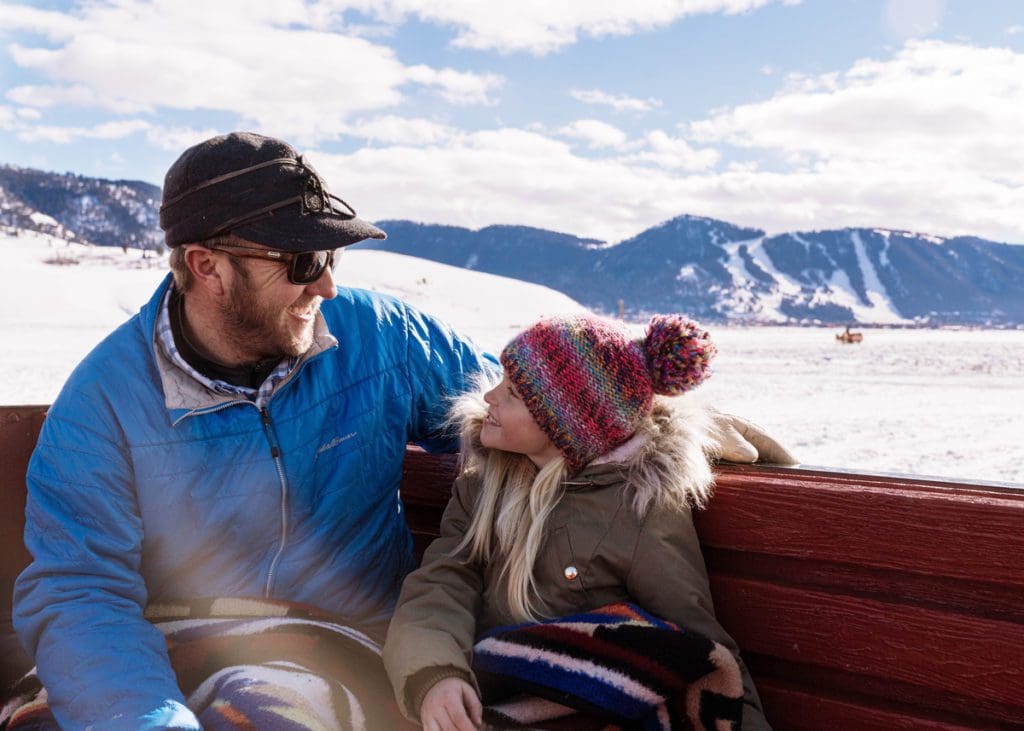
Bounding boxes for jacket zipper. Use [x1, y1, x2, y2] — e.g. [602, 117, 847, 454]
[171, 399, 246, 428]
[169, 349, 338, 591]
[260, 406, 289, 596]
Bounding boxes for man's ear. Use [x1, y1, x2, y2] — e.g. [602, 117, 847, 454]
[184, 245, 227, 297]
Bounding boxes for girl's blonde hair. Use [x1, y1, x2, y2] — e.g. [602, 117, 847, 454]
[447, 378, 715, 622]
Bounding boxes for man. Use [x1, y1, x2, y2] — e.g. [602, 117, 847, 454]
[12, 132, 790, 730]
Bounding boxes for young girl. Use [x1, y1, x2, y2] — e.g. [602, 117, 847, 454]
[383, 314, 770, 730]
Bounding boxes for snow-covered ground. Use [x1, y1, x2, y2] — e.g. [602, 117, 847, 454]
[3, 231, 1022, 486]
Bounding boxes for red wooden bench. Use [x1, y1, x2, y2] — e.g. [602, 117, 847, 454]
[2, 404, 1022, 729]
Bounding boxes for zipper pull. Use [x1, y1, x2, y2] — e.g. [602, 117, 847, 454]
[261, 407, 281, 459]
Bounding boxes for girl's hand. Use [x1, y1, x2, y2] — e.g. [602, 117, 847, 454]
[420, 676, 483, 731]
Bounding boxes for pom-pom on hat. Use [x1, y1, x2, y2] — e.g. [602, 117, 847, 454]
[500, 314, 715, 473]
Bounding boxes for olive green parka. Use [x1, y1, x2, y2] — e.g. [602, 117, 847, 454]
[383, 400, 770, 730]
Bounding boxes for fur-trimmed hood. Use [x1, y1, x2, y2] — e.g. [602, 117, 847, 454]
[452, 387, 717, 517]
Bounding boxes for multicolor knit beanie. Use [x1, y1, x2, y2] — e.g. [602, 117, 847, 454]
[500, 314, 716, 473]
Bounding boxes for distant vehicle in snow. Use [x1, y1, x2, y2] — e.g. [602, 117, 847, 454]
[836, 325, 863, 344]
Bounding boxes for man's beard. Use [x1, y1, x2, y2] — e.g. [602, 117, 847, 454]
[220, 282, 320, 360]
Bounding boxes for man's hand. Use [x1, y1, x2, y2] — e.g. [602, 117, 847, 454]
[710, 411, 799, 465]
[420, 676, 483, 731]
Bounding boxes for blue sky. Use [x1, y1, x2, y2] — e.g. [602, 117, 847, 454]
[1, 0, 1022, 243]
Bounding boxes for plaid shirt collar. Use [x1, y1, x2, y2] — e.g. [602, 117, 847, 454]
[155, 285, 300, 408]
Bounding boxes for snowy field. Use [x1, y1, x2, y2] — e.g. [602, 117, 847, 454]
[2, 232, 1022, 486]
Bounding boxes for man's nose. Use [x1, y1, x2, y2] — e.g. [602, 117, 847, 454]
[306, 264, 337, 300]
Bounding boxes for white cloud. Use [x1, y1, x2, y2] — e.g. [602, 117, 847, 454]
[0, 102, 42, 128]
[343, 116, 458, 146]
[558, 119, 628, 149]
[312, 128, 673, 236]
[570, 88, 662, 113]
[346, 0, 798, 55]
[882, 0, 946, 40]
[91, 120, 151, 139]
[195, 31, 1021, 245]
[3, 2, 1019, 247]
[1008, 25, 1023, 36]
[0, 0, 502, 146]
[6, 82, 150, 114]
[144, 126, 225, 152]
[620, 130, 719, 171]
[726, 160, 759, 173]
[337, 22, 398, 40]
[301, 37, 1024, 246]
[316, 127, 1024, 244]
[16, 119, 150, 144]
[15, 117, 149, 143]
[0, 2, 81, 40]
[405, 65, 503, 106]
[689, 41, 1024, 186]
[665, 39, 1024, 241]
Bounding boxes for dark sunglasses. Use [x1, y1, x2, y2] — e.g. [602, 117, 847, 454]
[206, 244, 338, 285]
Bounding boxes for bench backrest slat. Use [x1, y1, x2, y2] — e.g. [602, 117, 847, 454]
[704, 466, 1024, 587]
[0, 406, 43, 581]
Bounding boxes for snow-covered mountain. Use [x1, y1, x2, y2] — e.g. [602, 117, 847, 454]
[3, 164, 1023, 326]
[0, 165, 162, 250]
[362, 216, 1024, 326]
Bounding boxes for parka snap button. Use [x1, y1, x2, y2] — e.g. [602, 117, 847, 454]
[563, 566, 579, 581]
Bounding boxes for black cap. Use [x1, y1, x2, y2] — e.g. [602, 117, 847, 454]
[159, 132, 386, 251]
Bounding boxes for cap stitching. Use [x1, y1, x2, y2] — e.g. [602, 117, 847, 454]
[160, 156, 297, 210]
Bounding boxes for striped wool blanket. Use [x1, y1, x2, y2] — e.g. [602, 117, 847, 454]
[472, 602, 744, 730]
[1, 597, 414, 731]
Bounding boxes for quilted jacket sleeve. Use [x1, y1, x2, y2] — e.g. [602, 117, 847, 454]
[400, 301, 499, 452]
[12, 385, 200, 731]
[626, 503, 772, 731]
[383, 473, 486, 720]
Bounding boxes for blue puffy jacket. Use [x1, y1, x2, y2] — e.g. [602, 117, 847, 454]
[13, 276, 497, 730]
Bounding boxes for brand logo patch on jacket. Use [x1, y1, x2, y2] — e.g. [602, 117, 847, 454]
[317, 432, 357, 454]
